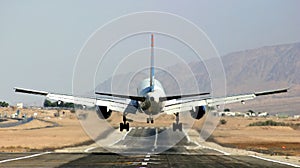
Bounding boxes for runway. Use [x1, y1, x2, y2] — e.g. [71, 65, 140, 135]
[0, 127, 298, 168]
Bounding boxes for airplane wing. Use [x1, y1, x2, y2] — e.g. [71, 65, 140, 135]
[162, 88, 288, 114]
[14, 87, 138, 113]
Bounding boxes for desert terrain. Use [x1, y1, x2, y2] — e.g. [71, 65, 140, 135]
[0, 107, 299, 157]
[208, 116, 300, 156]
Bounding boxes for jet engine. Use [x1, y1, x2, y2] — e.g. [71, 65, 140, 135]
[190, 106, 206, 120]
[96, 106, 112, 119]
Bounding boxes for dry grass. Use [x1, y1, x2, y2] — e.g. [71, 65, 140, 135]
[210, 116, 300, 156]
[0, 107, 91, 152]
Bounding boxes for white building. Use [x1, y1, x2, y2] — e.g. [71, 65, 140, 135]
[16, 103, 23, 109]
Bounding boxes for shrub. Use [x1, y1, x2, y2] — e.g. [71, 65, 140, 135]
[249, 120, 289, 126]
[220, 119, 227, 125]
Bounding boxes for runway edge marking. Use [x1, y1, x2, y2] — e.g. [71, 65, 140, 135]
[184, 129, 230, 155]
[182, 129, 191, 143]
[84, 146, 97, 153]
[109, 127, 133, 147]
[250, 155, 300, 168]
[0, 152, 51, 164]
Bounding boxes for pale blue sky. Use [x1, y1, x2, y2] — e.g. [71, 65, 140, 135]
[0, 0, 299, 105]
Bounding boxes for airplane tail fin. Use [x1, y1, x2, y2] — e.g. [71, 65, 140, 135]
[150, 34, 155, 91]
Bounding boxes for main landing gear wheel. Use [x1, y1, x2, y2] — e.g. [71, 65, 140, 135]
[146, 117, 154, 124]
[120, 114, 129, 132]
[173, 113, 183, 131]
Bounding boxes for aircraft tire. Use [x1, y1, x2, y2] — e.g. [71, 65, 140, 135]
[178, 123, 183, 132]
[126, 122, 129, 131]
[120, 123, 124, 132]
[173, 123, 176, 131]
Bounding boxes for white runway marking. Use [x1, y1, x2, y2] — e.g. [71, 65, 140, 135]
[250, 155, 300, 168]
[141, 162, 148, 166]
[122, 127, 132, 140]
[204, 146, 230, 155]
[154, 128, 158, 149]
[110, 127, 133, 146]
[193, 140, 230, 155]
[84, 147, 97, 153]
[182, 129, 190, 143]
[0, 152, 51, 164]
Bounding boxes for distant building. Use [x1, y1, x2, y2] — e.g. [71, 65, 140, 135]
[294, 115, 300, 119]
[257, 112, 269, 117]
[219, 112, 236, 117]
[16, 103, 23, 109]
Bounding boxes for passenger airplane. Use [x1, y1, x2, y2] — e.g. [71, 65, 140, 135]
[14, 34, 288, 132]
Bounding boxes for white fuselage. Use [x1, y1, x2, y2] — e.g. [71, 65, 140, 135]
[137, 78, 166, 115]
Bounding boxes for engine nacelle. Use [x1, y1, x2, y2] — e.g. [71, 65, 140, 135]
[96, 106, 112, 119]
[190, 106, 206, 120]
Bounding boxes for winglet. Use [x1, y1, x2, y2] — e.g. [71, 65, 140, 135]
[254, 88, 288, 96]
[14, 87, 48, 96]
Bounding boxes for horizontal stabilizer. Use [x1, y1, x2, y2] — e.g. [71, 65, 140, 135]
[14, 87, 48, 96]
[255, 88, 288, 96]
[95, 92, 146, 102]
[159, 92, 210, 102]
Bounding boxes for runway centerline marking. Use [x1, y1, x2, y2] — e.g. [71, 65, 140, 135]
[0, 152, 51, 164]
[154, 128, 158, 149]
[250, 155, 300, 168]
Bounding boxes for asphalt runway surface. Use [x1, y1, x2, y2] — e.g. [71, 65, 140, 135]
[0, 127, 298, 168]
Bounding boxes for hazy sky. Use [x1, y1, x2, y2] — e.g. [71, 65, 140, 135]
[0, 0, 299, 105]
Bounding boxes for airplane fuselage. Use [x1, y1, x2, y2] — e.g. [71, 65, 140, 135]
[137, 78, 166, 115]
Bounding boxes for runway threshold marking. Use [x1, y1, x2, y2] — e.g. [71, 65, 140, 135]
[250, 155, 300, 168]
[141, 153, 151, 166]
[0, 152, 51, 164]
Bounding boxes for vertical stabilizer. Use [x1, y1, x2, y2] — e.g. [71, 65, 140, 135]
[150, 34, 155, 91]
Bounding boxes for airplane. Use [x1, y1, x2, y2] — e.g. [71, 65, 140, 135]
[14, 34, 288, 132]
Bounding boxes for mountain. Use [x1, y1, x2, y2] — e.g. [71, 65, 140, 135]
[95, 42, 300, 114]
[97, 42, 300, 94]
[221, 42, 300, 94]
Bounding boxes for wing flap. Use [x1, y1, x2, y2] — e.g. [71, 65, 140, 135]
[95, 92, 145, 102]
[162, 99, 207, 114]
[162, 88, 288, 114]
[14, 87, 138, 113]
[159, 92, 210, 101]
[254, 88, 288, 96]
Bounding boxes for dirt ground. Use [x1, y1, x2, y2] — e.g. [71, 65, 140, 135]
[0, 107, 299, 156]
[209, 116, 300, 156]
[0, 107, 91, 152]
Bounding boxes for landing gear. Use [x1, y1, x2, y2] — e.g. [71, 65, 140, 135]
[120, 114, 129, 132]
[173, 113, 182, 131]
[146, 115, 154, 124]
